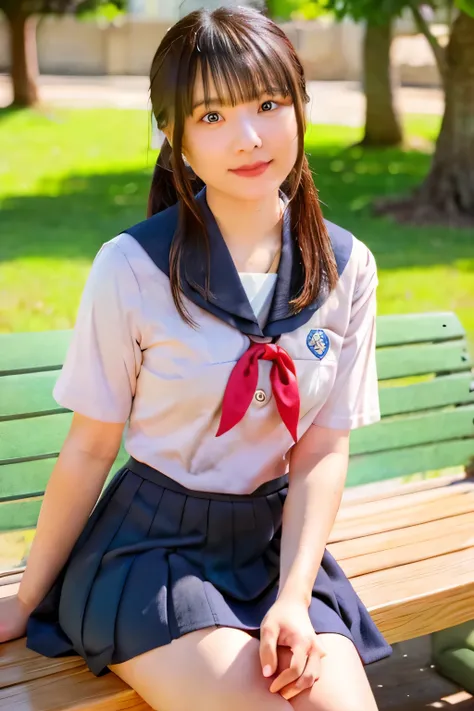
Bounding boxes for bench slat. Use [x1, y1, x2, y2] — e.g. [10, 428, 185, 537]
[376, 312, 465, 347]
[341, 472, 468, 506]
[4, 374, 468, 427]
[329, 489, 474, 542]
[376, 340, 471, 380]
[0, 499, 43, 533]
[337, 480, 474, 521]
[0, 316, 469, 384]
[5, 438, 468, 507]
[0, 664, 152, 711]
[0, 414, 72, 464]
[2, 370, 473, 423]
[379, 372, 474, 417]
[356, 549, 474, 643]
[329, 510, 474, 561]
[0, 372, 63, 420]
[0, 458, 57, 501]
[354, 544, 474, 615]
[0, 449, 128, 502]
[0, 331, 71, 376]
[350, 405, 474, 455]
[0, 313, 462, 378]
[331, 515, 474, 576]
[347, 438, 474, 487]
[0, 638, 83, 690]
[2, 409, 472, 481]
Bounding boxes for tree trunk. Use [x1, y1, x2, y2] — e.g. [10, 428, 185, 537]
[6, 10, 39, 107]
[375, 11, 474, 226]
[362, 20, 403, 147]
[414, 11, 474, 223]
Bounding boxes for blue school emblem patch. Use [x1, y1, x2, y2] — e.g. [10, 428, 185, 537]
[307, 329, 330, 360]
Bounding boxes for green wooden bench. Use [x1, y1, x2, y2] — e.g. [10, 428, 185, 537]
[0, 311, 473, 710]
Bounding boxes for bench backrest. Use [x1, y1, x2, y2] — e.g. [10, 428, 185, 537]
[0, 312, 473, 533]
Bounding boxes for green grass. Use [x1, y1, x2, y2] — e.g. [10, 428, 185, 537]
[1, 107, 473, 351]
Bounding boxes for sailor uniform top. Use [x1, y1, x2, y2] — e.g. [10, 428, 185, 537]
[53, 187, 380, 495]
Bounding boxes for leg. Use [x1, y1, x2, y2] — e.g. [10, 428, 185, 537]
[110, 626, 292, 711]
[280, 633, 379, 711]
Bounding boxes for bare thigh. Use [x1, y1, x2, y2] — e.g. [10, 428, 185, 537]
[109, 626, 292, 711]
[282, 634, 379, 711]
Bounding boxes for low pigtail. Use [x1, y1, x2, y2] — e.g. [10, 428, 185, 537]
[147, 136, 205, 218]
[287, 153, 339, 313]
[147, 138, 178, 217]
[146, 131, 207, 325]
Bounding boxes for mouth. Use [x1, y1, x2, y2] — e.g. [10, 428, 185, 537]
[229, 160, 273, 177]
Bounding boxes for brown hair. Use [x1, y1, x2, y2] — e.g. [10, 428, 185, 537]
[148, 5, 338, 324]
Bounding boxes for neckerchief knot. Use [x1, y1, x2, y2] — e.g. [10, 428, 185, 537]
[216, 341, 300, 442]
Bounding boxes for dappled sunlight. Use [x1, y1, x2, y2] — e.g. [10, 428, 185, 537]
[429, 691, 474, 706]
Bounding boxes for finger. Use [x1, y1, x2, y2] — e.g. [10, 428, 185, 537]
[279, 647, 323, 700]
[259, 623, 280, 678]
[269, 643, 308, 693]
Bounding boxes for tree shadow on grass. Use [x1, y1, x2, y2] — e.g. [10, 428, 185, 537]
[0, 168, 152, 263]
[306, 139, 474, 270]
[0, 106, 24, 122]
[0, 145, 473, 272]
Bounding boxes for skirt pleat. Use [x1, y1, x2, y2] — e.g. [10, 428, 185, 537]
[26, 458, 392, 676]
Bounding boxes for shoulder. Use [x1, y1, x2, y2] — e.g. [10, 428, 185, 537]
[88, 200, 182, 288]
[351, 236, 378, 297]
[121, 202, 180, 277]
[324, 218, 354, 279]
[324, 219, 377, 293]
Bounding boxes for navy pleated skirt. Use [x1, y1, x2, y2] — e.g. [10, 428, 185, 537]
[26, 458, 392, 676]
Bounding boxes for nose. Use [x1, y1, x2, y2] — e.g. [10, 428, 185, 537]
[234, 117, 263, 153]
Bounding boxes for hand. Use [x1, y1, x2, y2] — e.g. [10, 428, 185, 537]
[260, 598, 326, 700]
[0, 595, 31, 644]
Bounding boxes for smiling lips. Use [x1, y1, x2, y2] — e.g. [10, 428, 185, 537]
[229, 160, 272, 178]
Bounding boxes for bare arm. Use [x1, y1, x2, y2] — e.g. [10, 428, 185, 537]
[18, 413, 125, 612]
[277, 423, 350, 607]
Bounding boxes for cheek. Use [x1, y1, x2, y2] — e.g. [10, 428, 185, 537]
[184, 129, 226, 178]
[269, 115, 298, 161]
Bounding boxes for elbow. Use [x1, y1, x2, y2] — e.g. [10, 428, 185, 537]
[62, 412, 125, 465]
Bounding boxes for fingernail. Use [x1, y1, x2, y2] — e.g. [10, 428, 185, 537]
[263, 665, 272, 677]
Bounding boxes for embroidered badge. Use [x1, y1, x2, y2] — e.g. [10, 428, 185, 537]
[306, 329, 330, 360]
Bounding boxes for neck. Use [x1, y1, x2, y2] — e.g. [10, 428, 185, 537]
[205, 186, 284, 273]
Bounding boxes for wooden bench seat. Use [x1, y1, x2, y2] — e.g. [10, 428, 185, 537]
[1, 471, 473, 710]
[1, 311, 473, 709]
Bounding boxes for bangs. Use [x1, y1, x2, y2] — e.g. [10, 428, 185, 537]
[182, 24, 299, 116]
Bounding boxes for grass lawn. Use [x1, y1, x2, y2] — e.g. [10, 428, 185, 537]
[1, 107, 473, 352]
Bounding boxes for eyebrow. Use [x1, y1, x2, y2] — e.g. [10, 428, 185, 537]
[192, 97, 222, 111]
[192, 88, 288, 112]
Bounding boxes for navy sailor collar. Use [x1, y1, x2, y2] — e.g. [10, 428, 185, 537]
[124, 186, 353, 337]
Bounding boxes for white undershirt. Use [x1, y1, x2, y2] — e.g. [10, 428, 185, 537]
[238, 273, 278, 328]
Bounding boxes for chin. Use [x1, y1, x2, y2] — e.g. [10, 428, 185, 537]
[226, 177, 284, 202]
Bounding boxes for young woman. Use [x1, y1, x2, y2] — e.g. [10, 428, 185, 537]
[0, 6, 392, 710]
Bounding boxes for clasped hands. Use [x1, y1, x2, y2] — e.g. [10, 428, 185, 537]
[260, 598, 327, 701]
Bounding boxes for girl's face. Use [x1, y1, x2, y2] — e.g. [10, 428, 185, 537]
[178, 70, 299, 202]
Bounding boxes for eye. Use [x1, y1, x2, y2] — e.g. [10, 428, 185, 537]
[260, 100, 278, 112]
[202, 112, 222, 124]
